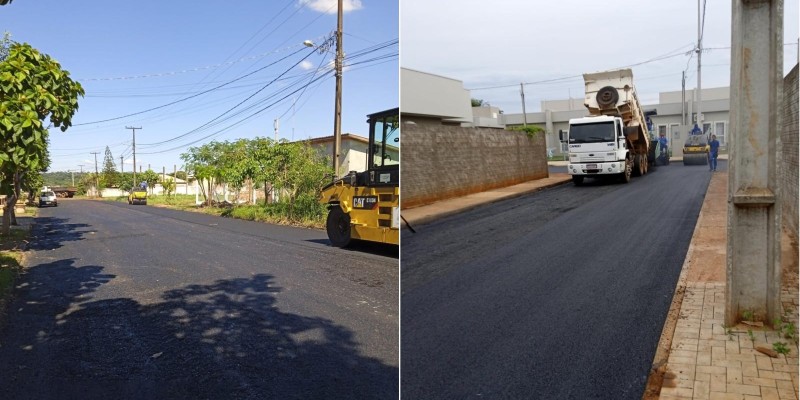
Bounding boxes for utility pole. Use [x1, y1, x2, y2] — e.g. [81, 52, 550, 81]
[90, 151, 100, 198]
[696, 0, 703, 133]
[520, 83, 528, 127]
[681, 71, 686, 126]
[126, 126, 141, 187]
[332, 0, 343, 179]
[727, 0, 783, 326]
[78, 164, 84, 174]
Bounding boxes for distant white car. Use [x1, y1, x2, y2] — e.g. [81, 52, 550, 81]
[39, 191, 58, 207]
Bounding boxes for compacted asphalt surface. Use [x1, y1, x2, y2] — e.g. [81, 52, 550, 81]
[401, 161, 722, 399]
[0, 200, 398, 399]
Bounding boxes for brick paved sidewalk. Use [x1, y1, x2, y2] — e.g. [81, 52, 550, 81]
[656, 170, 799, 400]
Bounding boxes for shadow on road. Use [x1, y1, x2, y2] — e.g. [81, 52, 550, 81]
[26, 217, 92, 251]
[307, 238, 399, 258]
[0, 261, 397, 399]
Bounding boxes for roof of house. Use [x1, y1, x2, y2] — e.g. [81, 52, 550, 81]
[305, 133, 369, 145]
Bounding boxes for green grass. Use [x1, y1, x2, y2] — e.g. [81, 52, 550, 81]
[107, 193, 327, 228]
[0, 217, 30, 325]
[223, 201, 326, 228]
[0, 252, 22, 299]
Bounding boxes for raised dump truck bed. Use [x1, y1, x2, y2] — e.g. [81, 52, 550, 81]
[563, 68, 653, 184]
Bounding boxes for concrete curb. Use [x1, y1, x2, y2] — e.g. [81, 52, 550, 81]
[402, 177, 572, 227]
[641, 176, 712, 399]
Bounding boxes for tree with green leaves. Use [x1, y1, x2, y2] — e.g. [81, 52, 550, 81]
[270, 140, 331, 218]
[471, 98, 490, 107]
[218, 139, 254, 201]
[102, 145, 117, 187]
[181, 142, 225, 206]
[159, 177, 176, 198]
[0, 41, 84, 234]
[249, 137, 277, 205]
[117, 172, 133, 193]
[140, 169, 160, 195]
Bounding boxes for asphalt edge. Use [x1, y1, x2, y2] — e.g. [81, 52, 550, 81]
[402, 177, 571, 227]
[641, 176, 711, 400]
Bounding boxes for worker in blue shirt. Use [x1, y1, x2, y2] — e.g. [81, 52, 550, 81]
[658, 133, 668, 158]
[708, 134, 720, 171]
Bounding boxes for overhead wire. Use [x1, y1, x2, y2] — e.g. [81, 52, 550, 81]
[277, 46, 333, 120]
[138, 71, 334, 155]
[73, 46, 309, 126]
[470, 42, 694, 91]
[139, 46, 320, 147]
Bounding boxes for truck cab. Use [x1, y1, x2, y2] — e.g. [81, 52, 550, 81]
[563, 115, 631, 185]
[561, 68, 652, 185]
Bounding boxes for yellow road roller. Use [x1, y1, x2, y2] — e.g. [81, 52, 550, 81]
[320, 108, 399, 247]
[683, 125, 709, 166]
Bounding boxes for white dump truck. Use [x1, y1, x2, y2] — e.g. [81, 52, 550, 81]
[561, 68, 652, 185]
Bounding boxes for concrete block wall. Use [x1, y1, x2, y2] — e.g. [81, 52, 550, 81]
[782, 64, 798, 237]
[402, 122, 548, 208]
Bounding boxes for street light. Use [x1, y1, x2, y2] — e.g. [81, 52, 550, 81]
[303, 40, 314, 48]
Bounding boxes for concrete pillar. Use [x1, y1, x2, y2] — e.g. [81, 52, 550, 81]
[726, 0, 783, 326]
[545, 109, 554, 155]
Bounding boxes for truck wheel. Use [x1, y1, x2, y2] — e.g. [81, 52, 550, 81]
[572, 176, 584, 186]
[633, 154, 642, 177]
[640, 155, 647, 174]
[326, 207, 352, 248]
[620, 157, 632, 183]
[639, 154, 646, 175]
[596, 86, 619, 108]
[142, 200, 147, 206]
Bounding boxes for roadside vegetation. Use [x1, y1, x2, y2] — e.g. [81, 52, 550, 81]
[0, 206, 34, 325]
[102, 138, 332, 228]
[0, 34, 84, 236]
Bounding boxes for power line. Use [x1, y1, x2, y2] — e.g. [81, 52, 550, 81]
[75, 42, 308, 82]
[133, 41, 394, 150]
[73, 46, 309, 126]
[138, 46, 321, 147]
[138, 71, 334, 155]
[470, 43, 694, 91]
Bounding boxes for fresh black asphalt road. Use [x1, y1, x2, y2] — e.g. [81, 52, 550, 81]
[401, 161, 724, 399]
[0, 200, 398, 399]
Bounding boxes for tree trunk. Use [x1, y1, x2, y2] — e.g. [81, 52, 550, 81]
[207, 178, 214, 206]
[1, 202, 11, 235]
[9, 171, 22, 226]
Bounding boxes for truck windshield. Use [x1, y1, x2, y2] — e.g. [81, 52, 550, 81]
[569, 121, 616, 143]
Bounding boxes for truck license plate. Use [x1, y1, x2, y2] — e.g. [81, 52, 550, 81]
[587, 164, 598, 169]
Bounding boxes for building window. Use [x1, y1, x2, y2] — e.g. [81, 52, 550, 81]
[715, 121, 727, 147]
[658, 125, 667, 137]
[703, 122, 712, 136]
[669, 124, 680, 139]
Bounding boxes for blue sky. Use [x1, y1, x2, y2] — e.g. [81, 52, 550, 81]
[2, 0, 398, 173]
